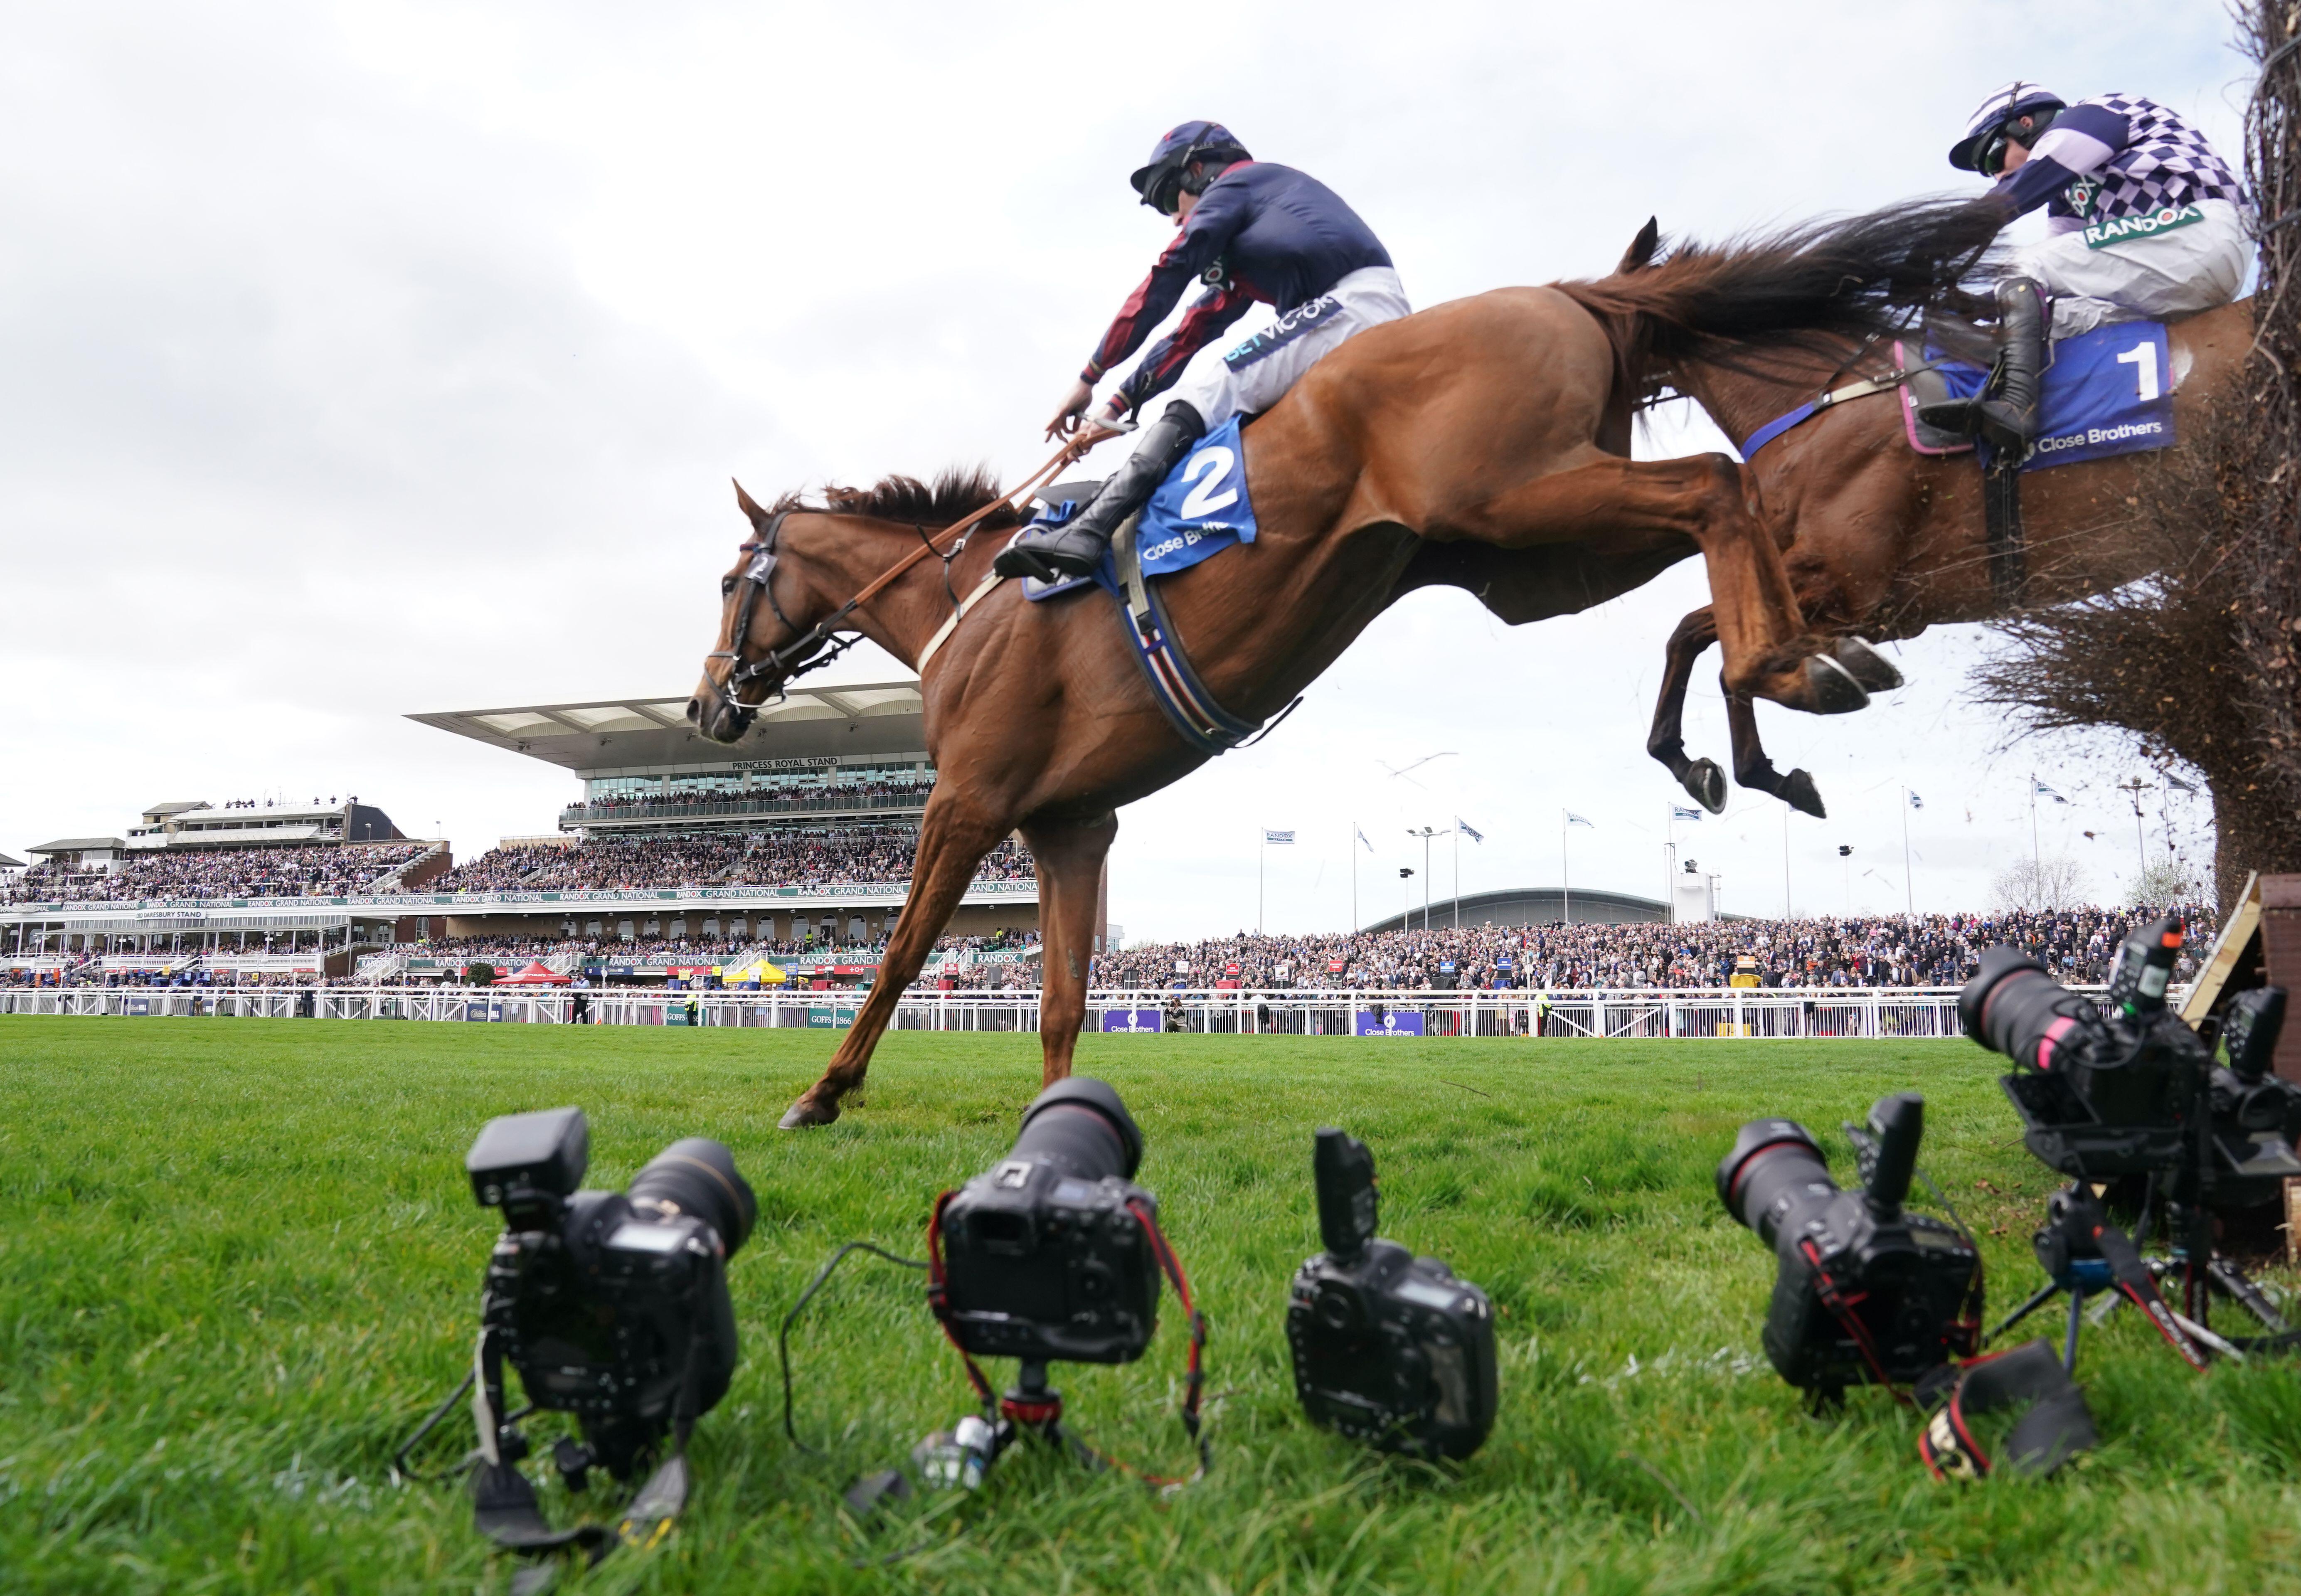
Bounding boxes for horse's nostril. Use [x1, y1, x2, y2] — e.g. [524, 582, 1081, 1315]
[685, 698, 701, 722]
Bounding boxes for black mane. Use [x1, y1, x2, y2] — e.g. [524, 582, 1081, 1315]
[770, 465, 1023, 530]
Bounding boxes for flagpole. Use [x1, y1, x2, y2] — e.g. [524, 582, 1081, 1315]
[1258, 826, 1265, 935]
[1666, 805, 1675, 924]
[1452, 822, 1460, 928]
[2030, 772, 2041, 875]
[1782, 805, 1791, 919]
[1900, 786, 1914, 920]
[1351, 820, 1358, 932]
[1561, 808, 1571, 926]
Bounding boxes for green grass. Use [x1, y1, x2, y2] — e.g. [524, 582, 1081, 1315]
[7, 1018, 2301, 1595]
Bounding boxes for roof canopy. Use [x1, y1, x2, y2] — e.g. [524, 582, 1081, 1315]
[408, 679, 928, 776]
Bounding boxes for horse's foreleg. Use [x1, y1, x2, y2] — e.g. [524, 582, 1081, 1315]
[1647, 607, 1726, 813]
[1018, 811, 1118, 1089]
[779, 796, 1009, 1129]
[1725, 680, 1826, 818]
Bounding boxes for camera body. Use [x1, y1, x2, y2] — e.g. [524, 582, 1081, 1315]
[1717, 1096, 1981, 1396]
[1286, 1129, 1498, 1458]
[935, 1079, 1163, 1365]
[467, 1107, 755, 1480]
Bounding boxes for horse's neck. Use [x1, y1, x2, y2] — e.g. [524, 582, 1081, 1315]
[812, 519, 1002, 670]
[1678, 351, 1867, 454]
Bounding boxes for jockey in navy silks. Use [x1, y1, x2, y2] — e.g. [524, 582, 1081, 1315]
[1919, 82, 2253, 451]
[995, 122, 1409, 583]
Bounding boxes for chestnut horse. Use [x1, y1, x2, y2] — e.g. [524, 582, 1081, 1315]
[1603, 223, 2257, 817]
[690, 200, 2002, 1127]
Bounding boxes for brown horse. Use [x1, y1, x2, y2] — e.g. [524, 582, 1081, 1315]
[689, 200, 2003, 1127]
[1604, 222, 2257, 817]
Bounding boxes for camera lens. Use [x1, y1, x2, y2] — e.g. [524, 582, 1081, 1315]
[1959, 946, 2104, 1071]
[1011, 1078, 1143, 1180]
[627, 1138, 758, 1259]
[1716, 1119, 1833, 1245]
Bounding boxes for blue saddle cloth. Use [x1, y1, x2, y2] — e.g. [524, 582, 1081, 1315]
[1937, 320, 2175, 472]
[1021, 416, 1258, 603]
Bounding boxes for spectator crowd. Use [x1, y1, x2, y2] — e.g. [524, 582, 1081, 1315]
[569, 774, 932, 818]
[4, 843, 430, 905]
[1081, 905, 2221, 992]
[429, 827, 1032, 894]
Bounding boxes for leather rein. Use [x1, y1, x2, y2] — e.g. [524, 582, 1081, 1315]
[704, 446, 1073, 717]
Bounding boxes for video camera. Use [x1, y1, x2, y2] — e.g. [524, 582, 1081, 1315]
[1716, 1094, 1981, 1400]
[1286, 1129, 1498, 1459]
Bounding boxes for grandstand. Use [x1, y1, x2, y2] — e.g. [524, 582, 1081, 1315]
[403, 680, 1045, 953]
[2, 798, 433, 976]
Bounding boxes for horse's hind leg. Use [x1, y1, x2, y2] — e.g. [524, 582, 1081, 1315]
[1019, 811, 1119, 1088]
[780, 793, 1011, 1129]
[1725, 682, 1826, 818]
[1444, 453, 1860, 716]
[1648, 607, 1727, 813]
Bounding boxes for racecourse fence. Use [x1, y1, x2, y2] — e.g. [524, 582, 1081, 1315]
[0, 985, 2116, 1037]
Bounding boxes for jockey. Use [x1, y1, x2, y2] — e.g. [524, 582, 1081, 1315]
[995, 121, 1408, 582]
[1921, 83, 2252, 451]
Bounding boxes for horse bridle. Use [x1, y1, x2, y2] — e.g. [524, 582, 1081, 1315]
[703, 509, 861, 723]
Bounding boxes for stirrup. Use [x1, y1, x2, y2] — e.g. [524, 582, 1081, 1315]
[1913, 398, 1980, 435]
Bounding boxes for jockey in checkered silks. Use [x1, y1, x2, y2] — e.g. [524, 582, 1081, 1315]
[995, 121, 1409, 582]
[1919, 83, 2254, 452]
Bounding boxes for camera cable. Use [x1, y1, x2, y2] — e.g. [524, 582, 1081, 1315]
[777, 1240, 932, 1453]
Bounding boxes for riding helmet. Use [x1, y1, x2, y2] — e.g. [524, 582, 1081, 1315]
[1949, 81, 2066, 172]
[1131, 119, 1252, 212]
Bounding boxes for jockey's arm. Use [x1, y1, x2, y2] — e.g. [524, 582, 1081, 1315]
[1989, 101, 2131, 217]
[1049, 183, 1250, 438]
[1107, 283, 1253, 420]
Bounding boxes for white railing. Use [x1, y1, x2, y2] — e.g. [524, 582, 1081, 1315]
[0, 984, 2069, 1036]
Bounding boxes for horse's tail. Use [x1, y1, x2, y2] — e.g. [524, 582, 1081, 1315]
[1556, 195, 2004, 399]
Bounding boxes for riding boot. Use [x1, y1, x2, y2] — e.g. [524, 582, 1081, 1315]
[1914, 276, 2046, 453]
[995, 401, 1207, 582]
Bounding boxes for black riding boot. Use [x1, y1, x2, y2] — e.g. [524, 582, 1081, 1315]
[1915, 276, 2046, 453]
[995, 401, 1206, 582]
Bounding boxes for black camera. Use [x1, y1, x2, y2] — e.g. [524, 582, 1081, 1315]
[466, 1106, 756, 1480]
[934, 1078, 1162, 1365]
[1959, 919, 2202, 1176]
[1717, 1094, 1981, 1399]
[1960, 919, 2301, 1195]
[1286, 1129, 1498, 1458]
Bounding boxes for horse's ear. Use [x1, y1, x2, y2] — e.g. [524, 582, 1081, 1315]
[1618, 216, 1661, 274]
[733, 478, 769, 530]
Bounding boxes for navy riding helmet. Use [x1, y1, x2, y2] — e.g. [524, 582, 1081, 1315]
[1949, 81, 2066, 177]
[1130, 119, 1253, 214]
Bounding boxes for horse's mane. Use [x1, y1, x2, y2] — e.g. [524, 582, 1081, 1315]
[769, 466, 1024, 530]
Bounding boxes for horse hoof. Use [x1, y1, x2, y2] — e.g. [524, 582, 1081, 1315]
[1831, 636, 1904, 693]
[1684, 759, 1727, 814]
[1802, 654, 1871, 715]
[1781, 769, 1828, 818]
[778, 1096, 839, 1130]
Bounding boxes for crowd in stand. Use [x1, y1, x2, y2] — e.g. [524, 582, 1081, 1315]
[428, 827, 1034, 893]
[570, 776, 932, 817]
[1082, 905, 2222, 992]
[3, 843, 429, 905]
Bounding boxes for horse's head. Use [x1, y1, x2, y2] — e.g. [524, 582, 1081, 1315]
[687, 480, 846, 743]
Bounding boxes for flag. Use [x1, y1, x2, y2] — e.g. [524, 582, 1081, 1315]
[2032, 780, 2068, 804]
[1566, 812, 1595, 828]
[1671, 805, 1702, 821]
[1263, 829, 1294, 845]
[2166, 775, 2199, 794]
[1908, 791, 1924, 810]
[1456, 817, 1485, 843]
[1355, 826, 1374, 852]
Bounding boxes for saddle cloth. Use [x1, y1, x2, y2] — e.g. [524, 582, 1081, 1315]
[1020, 415, 1259, 604]
[1897, 319, 2175, 471]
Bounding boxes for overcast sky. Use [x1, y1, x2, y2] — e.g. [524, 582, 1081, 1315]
[0, 1, 2239, 940]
